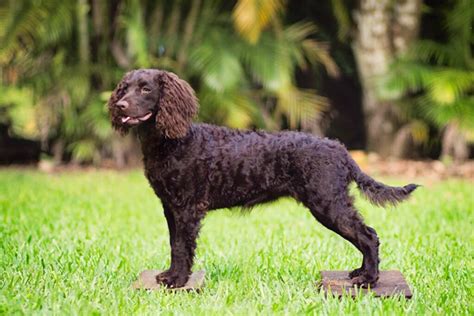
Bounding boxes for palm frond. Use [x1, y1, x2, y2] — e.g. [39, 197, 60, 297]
[189, 27, 244, 92]
[81, 97, 112, 141]
[276, 85, 327, 129]
[232, 0, 285, 43]
[409, 40, 454, 65]
[0, 85, 36, 138]
[124, 0, 149, 67]
[68, 139, 98, 163]
[330, 0, 352, 41]
[240, 32, 292, 90]
[283, 22, 339, 76]
[0, 1, 74, 64]
[445, 0, 473, 37]
[408, 120, 430, 144]
[301, 40, 339, 77]
[420, 96, 474, 131]
[426, 68, 474, 105]
[198, 87, 258, 129]
[378, 61, 431, 100]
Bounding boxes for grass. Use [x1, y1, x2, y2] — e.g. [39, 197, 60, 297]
[0, 169, 472, 315]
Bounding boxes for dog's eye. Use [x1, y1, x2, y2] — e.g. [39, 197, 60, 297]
[141, 86, 152, 94]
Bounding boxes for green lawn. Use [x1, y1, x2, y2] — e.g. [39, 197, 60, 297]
[0, 169, 472, 315]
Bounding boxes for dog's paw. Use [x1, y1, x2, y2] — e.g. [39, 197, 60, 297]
[348, 267, 364, 279]
[156, 271, 189, 289]
[350, 273, 379, 289]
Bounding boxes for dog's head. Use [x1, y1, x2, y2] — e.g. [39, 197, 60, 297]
[108, 69, 198, 138]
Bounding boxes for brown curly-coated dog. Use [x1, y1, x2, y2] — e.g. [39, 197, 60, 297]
[108, 69, 418, 289]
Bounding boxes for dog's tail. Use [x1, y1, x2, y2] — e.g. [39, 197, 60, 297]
[348, 156, 419, 207]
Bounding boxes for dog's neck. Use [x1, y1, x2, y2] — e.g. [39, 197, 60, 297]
[137, 121, 163, 156]
[137, 121, 161, 141]
[137, 121, 191, 160]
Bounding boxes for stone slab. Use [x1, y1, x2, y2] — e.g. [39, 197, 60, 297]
[319, 270, 412, 298]
[133, 270, 205, 291]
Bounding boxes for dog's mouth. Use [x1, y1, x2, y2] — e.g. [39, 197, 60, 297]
[121, 112, 153, 125]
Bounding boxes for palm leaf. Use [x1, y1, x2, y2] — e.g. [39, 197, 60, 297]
[330, 0, 352, 41]
[232, 0, 284, 43]
[0, 85, 36, 138]
[81, 97, 112, 141]
[426, 68, 474, 105]
[409, 40, 454, 66]
[189, 27, 244, 92]
[124, 0, 149, 67]
[0, 1, 74, 64]
[240, 32, 292, 90]
[276, 85, 327, 129]
[420, 96, 474, 131]
[68, 139, 97, 163]
[198, 87, 258, 129]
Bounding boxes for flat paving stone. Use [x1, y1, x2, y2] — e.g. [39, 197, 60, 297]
[133, 270, 205, 291]
[319, 270, 412, 298]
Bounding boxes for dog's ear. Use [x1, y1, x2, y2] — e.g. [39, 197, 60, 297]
[108, 71, 133, 135]
[155, 71, 198, 139]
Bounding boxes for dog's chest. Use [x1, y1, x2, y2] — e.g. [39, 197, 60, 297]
[143, 156, 205, 203]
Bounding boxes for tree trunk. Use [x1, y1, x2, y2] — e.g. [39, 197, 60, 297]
[77, 0, 90, 65]
[353, 0, 421, 156]
[164, 0, 182, 58]
[441, 123, 469, 162]
[177, 0, 202, 72]
[391, 123, 418, 159]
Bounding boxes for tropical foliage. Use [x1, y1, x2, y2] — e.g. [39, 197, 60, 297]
[379, 0, 474, 157]
[0, 0, 336, 164]
[0, 0, 472, 163]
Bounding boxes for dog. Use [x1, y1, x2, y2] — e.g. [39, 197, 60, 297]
[108, 69, 418, 288]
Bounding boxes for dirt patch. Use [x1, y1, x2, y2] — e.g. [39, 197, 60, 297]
[3, 154, 474, 182]
[350, 151, 474, 181]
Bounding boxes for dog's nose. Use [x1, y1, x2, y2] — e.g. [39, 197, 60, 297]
[116, 100, 129, 110]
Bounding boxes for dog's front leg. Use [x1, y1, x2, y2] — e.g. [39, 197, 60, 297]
[156, 208, 204, 288]
[156, 206, 177, 283]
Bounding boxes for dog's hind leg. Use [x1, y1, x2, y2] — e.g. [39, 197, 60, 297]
[303, 195, 380, 288]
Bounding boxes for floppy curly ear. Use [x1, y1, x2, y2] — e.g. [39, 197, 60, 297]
[108, 71, 133, 135]
[155, 71, 199, 138]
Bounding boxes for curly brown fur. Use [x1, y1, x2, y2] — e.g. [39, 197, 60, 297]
[108, 71, 134, 135]
[108, 69, 418, 289]
[155, 71, 199, 138]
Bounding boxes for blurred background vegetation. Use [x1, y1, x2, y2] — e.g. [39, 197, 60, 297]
[0, 0, 472, 166]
